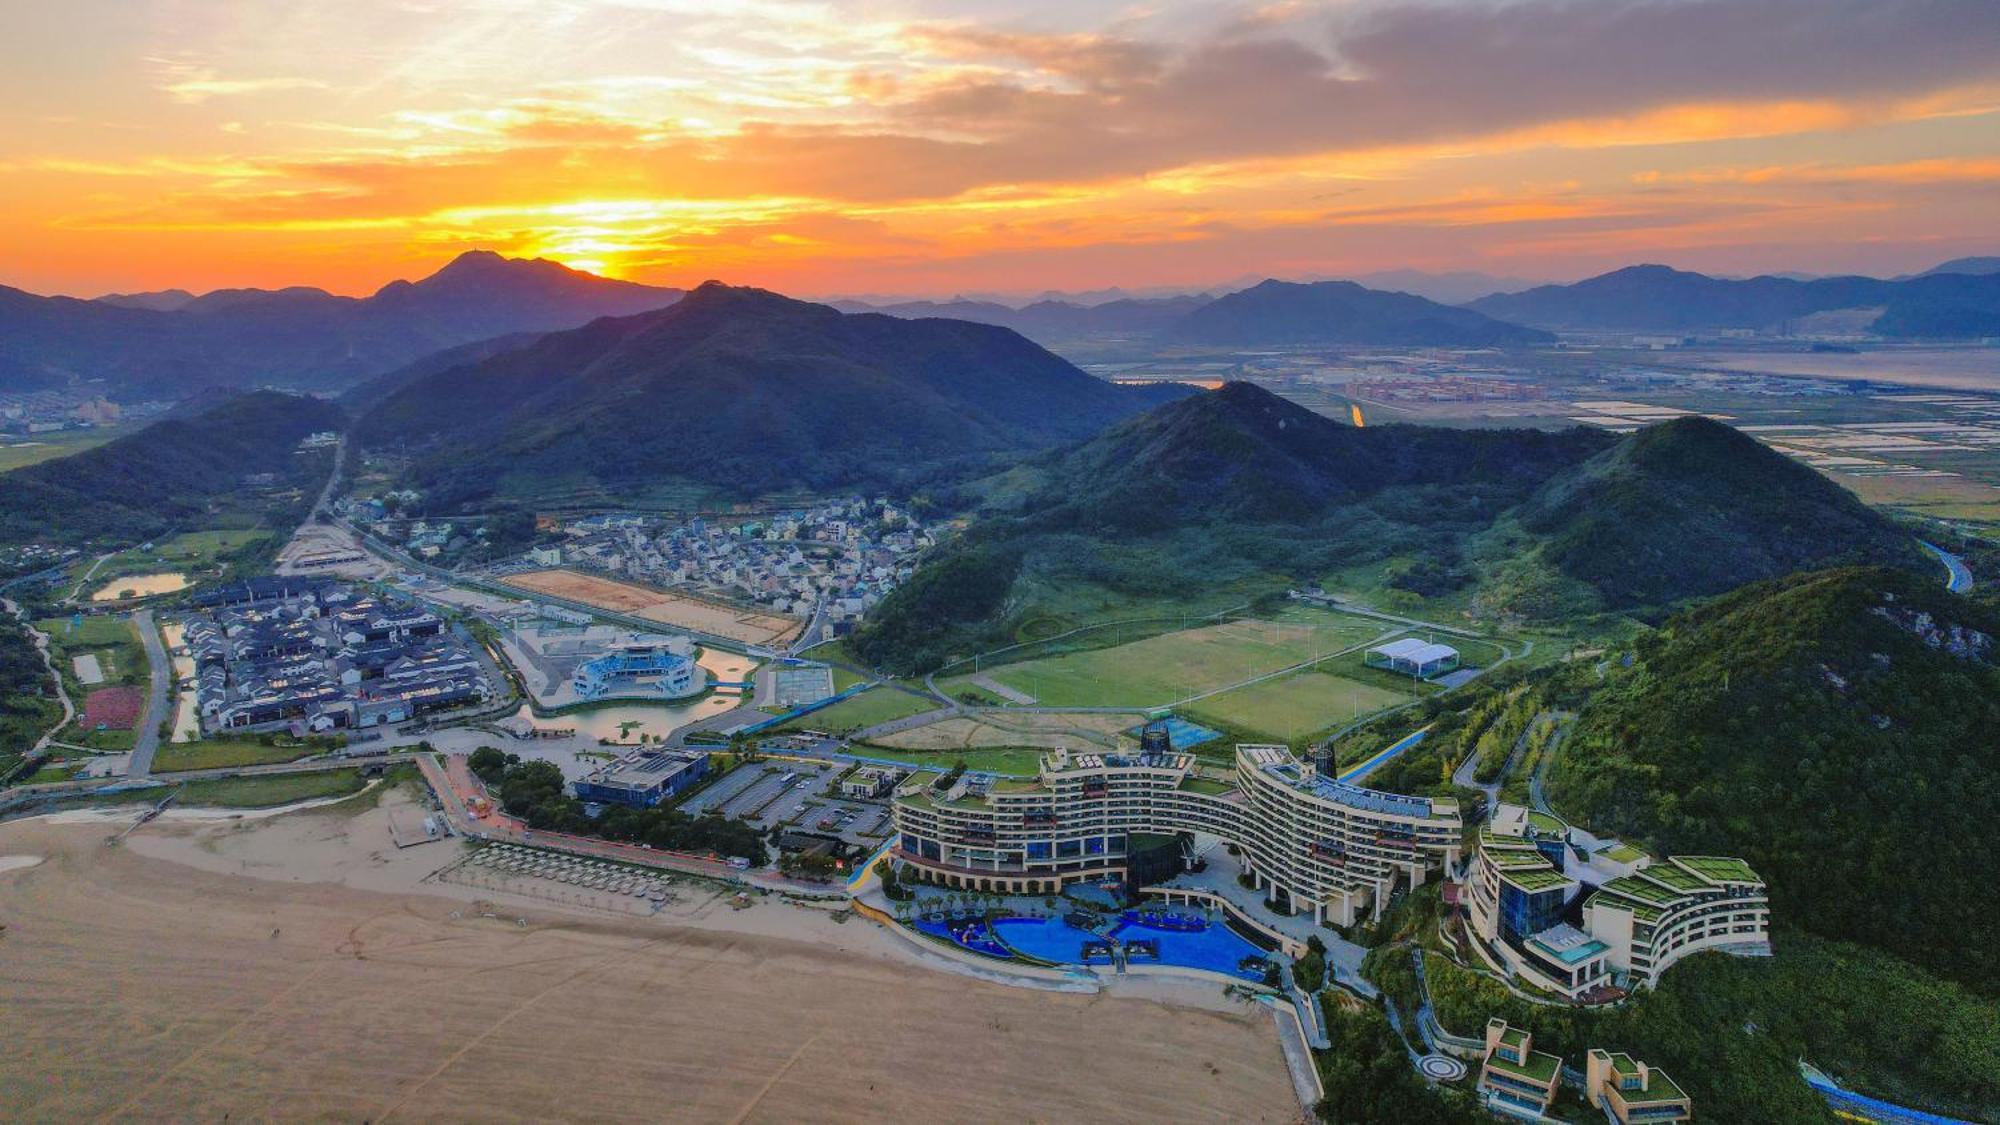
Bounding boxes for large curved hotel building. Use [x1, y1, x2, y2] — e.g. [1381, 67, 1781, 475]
[890, 742, 1462, 928]
[1465, 804, 1771, 1000]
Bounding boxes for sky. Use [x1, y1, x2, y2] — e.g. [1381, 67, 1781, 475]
[3, 0, 1998, 299]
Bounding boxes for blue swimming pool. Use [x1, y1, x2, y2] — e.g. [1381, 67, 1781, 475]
[914, 916, 1014, 959]
[985, 913, 1270, 979]
[1113, 914, 1271, 980]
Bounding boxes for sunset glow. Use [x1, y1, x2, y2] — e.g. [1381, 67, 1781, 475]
[5, 0, 1998, 297]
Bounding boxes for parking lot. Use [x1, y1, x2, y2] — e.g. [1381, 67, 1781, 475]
[679, 757, 895, 850]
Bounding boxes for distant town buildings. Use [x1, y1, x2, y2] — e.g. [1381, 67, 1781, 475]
[497, 497, 934, 630]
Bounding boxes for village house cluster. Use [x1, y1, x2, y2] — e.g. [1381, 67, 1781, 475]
[522, 499, 933, 627]
[183, 579, 492, 733]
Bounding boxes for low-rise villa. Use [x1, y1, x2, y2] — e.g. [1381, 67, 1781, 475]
[1479, 1019, 1563, 1118]
[1587, 1048, 1692, 1123]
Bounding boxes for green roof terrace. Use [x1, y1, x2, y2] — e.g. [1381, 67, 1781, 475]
[1674, 855, 1761, 884]
[1600, 875, 1682, 906]
[1586, 890, 1664, 923]
[1597, 841, 1649, 864]
[1488, 1047, 1562, 1085]
[1602, 1053, 1687, 1103]
[1526, 810, 1568, 836]
[1502, 867, 1573, 893]
[1641, 863, 1710, 893]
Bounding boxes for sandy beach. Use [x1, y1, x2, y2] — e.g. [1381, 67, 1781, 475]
[0, 788, 1300, 1123]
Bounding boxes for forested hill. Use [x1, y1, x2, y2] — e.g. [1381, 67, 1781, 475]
[0, 391, 344, 548]
[1029, 380, 1604, 528]
[354, 281, 1189, 510]
[854, 384, 1928, 672]
[1547, 566, 2000, 996]
[1510, 414, 1920, 608]
[854, 384, 1609, 671]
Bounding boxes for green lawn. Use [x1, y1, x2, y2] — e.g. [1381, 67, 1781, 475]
[776, 686, 943, 735]
[25, 760, 80, 784]
[152, 739, 326, 772]
[1183, 668, 1410, 742]
[82, 528, 275, 593]
[961, 616, 1385, 709]
[175, 770, 368, 808]
[0, 426, 127, 473]
[37, 614, 136, 649]
[70, 726, 137, 751]
[846, 744, 1048, 776]
[36, 614, 146, 699]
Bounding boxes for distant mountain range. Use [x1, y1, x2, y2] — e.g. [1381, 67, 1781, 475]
[12, 253, 1994, 405]
[840, 278, 1552, 348]
[1468, 263, 2000, 337]
[353, 282, 1189, 510]
[828, 293, 1211, 343]
[1163, 279, 1553, 347]
[1913, 256, 2000, 278]
[855, 382, 1920, 671]
[0, 251, 683, 398]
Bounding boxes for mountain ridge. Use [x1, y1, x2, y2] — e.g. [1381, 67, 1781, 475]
[1469, 263, 2000, 337]
[354, 281, 1191, 509]
[0, 251, 685, 397]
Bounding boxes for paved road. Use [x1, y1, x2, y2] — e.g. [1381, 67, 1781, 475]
[126, 608, 171, 778]
[1918, 539, 1975, 594]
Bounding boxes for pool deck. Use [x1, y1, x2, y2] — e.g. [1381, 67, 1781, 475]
[1149, 845, 1371, 990]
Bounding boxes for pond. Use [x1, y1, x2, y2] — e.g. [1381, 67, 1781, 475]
[503, 648, 761, 742]
[90, 572, 188, 602]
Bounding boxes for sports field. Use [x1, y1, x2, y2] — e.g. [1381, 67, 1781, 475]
[1184, 669, 1410, 742]
[501, 568, 800, 646]
[776, 686, 941, 735]
[956, 616, 1386, 709]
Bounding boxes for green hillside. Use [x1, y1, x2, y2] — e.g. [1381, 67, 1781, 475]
[857, 384, 1924, 673]
[1547, 566, 2000, 995]
[0, 390, 343, 550]
[855, 385, 1607, 672]
[1507, 415, 1920, 611]
[356, 282, 1186, 509]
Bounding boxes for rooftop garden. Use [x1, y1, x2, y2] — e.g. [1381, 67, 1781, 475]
[1503, 868, 1572, 892]
[1642, 863, 1710, 893]
[1673, 855, 1760, 884]
[1598, 841, 1648, 864]
[1488, 1047, 1562, 1084]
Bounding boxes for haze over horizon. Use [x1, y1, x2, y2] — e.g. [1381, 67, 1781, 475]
[5, 0, 2000, 299]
